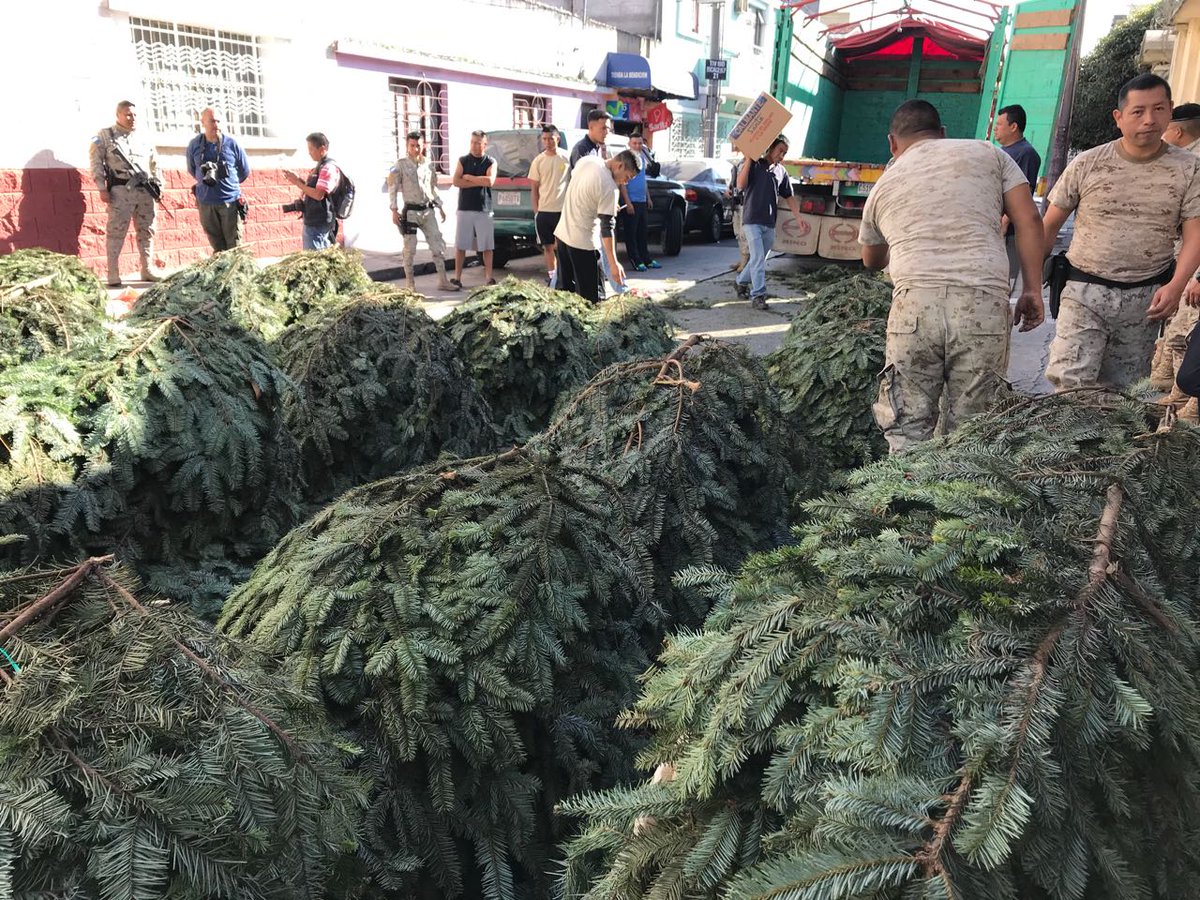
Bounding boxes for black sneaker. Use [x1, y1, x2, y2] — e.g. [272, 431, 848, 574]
[735, 282, 750, 299]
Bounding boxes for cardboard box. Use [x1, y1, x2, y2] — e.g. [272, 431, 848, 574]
[729, 92, 793, 161]
[773, 210, 820, 256]
[818, 217, 862, 261]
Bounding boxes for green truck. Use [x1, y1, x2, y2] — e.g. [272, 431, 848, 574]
[765, 0, 1081, 260]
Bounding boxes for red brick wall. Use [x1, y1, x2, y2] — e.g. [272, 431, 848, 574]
[0, 167, 306, 275]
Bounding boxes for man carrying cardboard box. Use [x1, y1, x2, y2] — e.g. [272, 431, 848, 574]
[734, 135, 801, 309]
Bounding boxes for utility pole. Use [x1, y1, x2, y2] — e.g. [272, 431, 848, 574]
[703, 1, 724, 157]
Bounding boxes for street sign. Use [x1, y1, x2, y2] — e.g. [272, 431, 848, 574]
[704, 58, 728, 81]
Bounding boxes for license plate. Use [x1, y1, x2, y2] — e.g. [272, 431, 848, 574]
[495, 191, 521, 207]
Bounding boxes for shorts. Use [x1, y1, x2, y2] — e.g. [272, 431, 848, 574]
[535, 211, 562, 246]
[455, 210, 495, 252]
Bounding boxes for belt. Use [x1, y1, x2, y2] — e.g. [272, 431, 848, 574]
[1067, 258, 1174, 290]
[403, 202, 432, 211]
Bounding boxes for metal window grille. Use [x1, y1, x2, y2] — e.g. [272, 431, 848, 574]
[753, 9, 767, 50]
[512, 94, 549, 129]
[130, 17, 269, 137]
[668, 114, 704, 158]
[390, 77, 449, 174]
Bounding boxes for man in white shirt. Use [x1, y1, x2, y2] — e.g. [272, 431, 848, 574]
[554, 150, 641, 303]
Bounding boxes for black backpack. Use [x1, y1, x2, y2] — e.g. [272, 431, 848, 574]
[323, 158, 356, 219]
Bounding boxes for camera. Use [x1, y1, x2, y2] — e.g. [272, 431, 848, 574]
[200, 161, 220, 187]
[281, 200, 304, 214]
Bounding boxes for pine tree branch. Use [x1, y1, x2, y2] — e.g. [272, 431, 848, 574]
[1087, 483, 1123, 587]
[0, 556, 113, 643]
[918, 773, 973, 879]
[94, 570, 311, 766]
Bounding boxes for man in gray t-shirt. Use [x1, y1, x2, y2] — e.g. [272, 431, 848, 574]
[859, 100, 1044, 453]
[1042, 74, 1200, 392]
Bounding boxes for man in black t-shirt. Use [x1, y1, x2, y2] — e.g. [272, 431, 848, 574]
[734, 136, 801, 309]
[995, 104, 1041, 294]
[451, 130, 498, 287]
[570, 109, 612, 171]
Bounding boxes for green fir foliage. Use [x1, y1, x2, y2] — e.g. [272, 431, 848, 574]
[256, 248, 374, 323]
[440, 279, 599, 441]
[766, 273, 892, 495]
[0, 250, 108, 367]
[536, 337, 797, 632]
[0, 558, 364, 899]
[585, 293, 677, 370]
[0, 248, 107, 305]
[274, 291, 496, 503]
[219, 448, 655, 900]
[0, 296, 301, 601]
[135, 249, 290, 340]
[561, 394, 1200, 900]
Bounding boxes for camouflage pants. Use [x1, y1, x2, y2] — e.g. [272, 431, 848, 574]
[1163, 300, 1200, 371]
[873, 285, 1011, 453]
[106, 183, 156, 281]
[401, 207, 447, 275]
[1045, 281, 1158, 391]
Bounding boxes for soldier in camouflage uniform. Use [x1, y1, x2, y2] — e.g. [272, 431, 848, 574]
[1155, 103, 1200, 421]
[388, 131, 454, 292]
[1043, 75, 1200, 392]
[89, 100, 161, 286]
[859, 100, 1045, 453]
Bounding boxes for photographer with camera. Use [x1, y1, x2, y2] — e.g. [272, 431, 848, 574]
[187, 108, 251, 253]
[283, 133, 341, 250]
[89, 100, 163, 286]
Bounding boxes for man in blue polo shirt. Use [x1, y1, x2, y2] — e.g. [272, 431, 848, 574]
[735, 135, 801, 309]
[187, 108, 251, 252]
[620, 132, 660, 271]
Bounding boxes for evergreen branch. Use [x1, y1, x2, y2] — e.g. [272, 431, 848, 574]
[0, 555, 112, 642]
[95, 570, 311, 766]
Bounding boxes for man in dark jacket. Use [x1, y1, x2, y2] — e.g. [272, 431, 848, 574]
[283, 133, 341, 249]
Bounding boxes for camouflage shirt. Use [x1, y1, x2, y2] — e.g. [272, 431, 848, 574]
[89, 124, 158, 191]
[1049, 139, 1200, 282]
[388, 156, 441, 211]
[859, 139, 1027, 297]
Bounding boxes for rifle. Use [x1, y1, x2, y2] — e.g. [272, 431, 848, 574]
[106, 133, 163, 204]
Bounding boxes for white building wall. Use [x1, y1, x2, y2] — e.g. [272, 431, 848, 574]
[12, 0, 623, 254]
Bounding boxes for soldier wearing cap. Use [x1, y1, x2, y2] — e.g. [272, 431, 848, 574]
[389, 131, 455, 292]
[1042, 75, 1200, 392]
[1154, 102, 1200, 419]
[89, 100, 162, 286]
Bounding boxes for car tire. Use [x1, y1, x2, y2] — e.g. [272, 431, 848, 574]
[705, 207, 723, 243]
[661, 205, 685, 257]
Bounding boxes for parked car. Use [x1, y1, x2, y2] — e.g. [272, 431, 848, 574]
[657, 158, 735, 243]
[485, 129, 688, 266]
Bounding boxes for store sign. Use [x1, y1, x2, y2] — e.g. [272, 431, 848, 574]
[643, 103, 674, 133]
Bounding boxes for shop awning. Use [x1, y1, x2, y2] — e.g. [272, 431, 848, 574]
[598, 53, 699, 100]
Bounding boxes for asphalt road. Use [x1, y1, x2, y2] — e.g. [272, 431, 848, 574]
[399, 234, 1057, 394]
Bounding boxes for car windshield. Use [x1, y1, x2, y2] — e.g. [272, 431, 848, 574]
[487, 131, 542, 178]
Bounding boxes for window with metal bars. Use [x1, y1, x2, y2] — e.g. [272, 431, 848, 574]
[512, 94, 549, 129]
[129, 17, 270, 138]
[390, 77, 449, 173]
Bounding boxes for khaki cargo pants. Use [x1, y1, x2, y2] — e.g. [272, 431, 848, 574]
[401, 207, 447, 275]
[874, 286, 1011, 453]
[106, 183, 157, 282]
[1163, 300, 1200, 378]
[1045, 281, 1158, 391]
